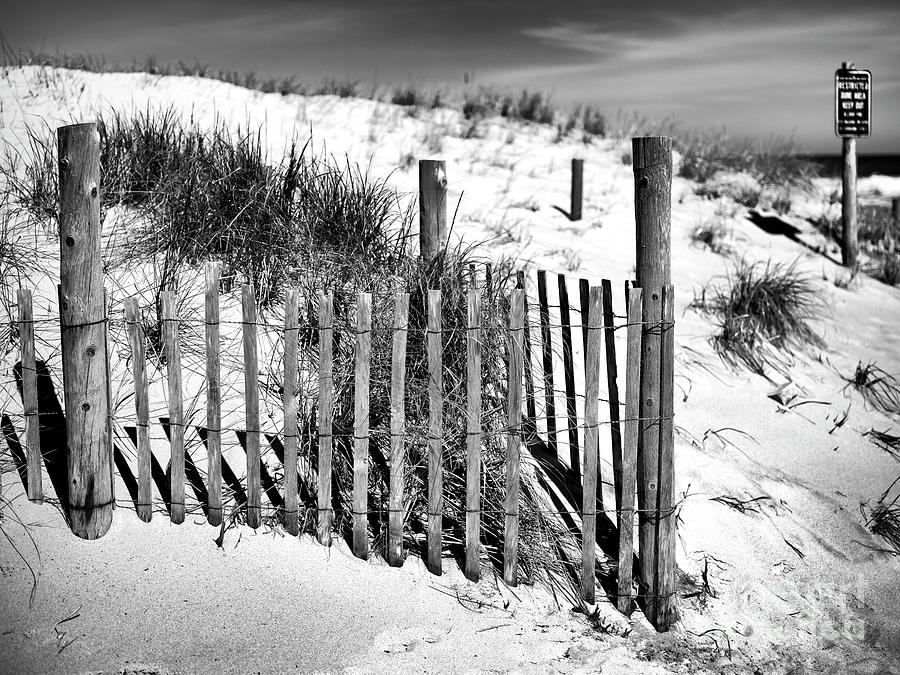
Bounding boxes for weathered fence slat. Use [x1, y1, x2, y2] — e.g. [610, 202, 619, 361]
[602, 279, 622, 522]
[557, 274, 580, 478]
[579, 278, 590, 359]
[124, 297, 151, 522]
[283, 288, 300, 536]
[17, 288, 41, 502]
[318, 292, 334, 545]
[504, 289, 525, 586]
[242, 285, 261, 529]
[205, 262, 222, 527]
[536, 270, 557, 450]
[465, 288, 482, 581]
[427, 290, 443, 575]
[656, 283, 677, 627]
[581, 286, 602, 603]
[58, 122, 113, 539]
[161, 291, 185, 524]
[619, 286, 643, 616]
[516, 271, 537, 438]
[388, 292, 410, 566]
[352, 292, 372, 558]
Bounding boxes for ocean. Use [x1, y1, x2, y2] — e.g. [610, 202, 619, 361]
[801, 154, 900, 178]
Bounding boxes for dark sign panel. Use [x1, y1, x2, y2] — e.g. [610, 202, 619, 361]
[835, 68, 871, 138]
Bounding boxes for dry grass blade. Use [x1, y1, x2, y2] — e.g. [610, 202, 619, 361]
[844, 362, 900, 416]
[865, 429, 900, 460]
[861, 477, 900, 555]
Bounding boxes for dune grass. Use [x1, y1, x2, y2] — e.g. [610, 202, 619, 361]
[691, 260, 825, 374]
[844, 362, 900, 416]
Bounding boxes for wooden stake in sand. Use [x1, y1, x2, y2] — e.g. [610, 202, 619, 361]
[656, 283, 677, 628]
[570, 158, 583, 221]
[419, 160, 447, 260]
[205, 262, 223, 527]
[388, 292, 409, 566]
[426, 290, 443, 575]
[124, 297, 151, 522]
[283, 288, 300, 537]
[581, 286, 603, 603]
[242, 285, 261, 529]
[557, 274, 580, 478]
[17, 288, 41, 502]
[57, 122, 114, 539]
[352, 292, 372, 558]
[633, 135, 672, 629]
[318, 292, 334, 545]
[161, 291, 185, 525]
[504, 289, 525, 586]
[465, 288, 482, 582]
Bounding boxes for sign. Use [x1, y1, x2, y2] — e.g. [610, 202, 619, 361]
[835, 67, 871, 138]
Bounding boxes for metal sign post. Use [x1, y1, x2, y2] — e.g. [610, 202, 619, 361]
[835, 62, 872, 269]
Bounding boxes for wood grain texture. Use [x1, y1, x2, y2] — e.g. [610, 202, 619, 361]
[57, 123, 113, 539]
[161, 291, 185, 525]
[388, 292, 409, 566]
[205, 262, 222, 527]
[419, 160, 447, 260]
[557, 274, 580, 479]
[581, 286, 602, 603]
[465, 288, 482, 581]
[601, 279, 621, 523]
[633, 136, 672, 626]
[570, 158, 583, 221]
[426, 290, 443, 575]
[242, 285, 261, 529]
[317, 292, 334, 545]
[283, 288, 300, 536]
[619, 287, 643, 616]
[504, 289, 525, 586]
[17, 288, 41, 502]
[536, 270, 556, 451]
[352, 293, 371, 558]
[656, 283, 677, 630]
[124, 297, 151, 522]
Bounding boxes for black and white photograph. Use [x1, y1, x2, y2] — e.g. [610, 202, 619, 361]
[1, 1, 899, 672]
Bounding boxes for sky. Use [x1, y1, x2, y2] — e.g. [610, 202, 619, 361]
[5, 0, 899, 152]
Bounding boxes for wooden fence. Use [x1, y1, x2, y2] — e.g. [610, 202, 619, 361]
[3, 123, 677, 631]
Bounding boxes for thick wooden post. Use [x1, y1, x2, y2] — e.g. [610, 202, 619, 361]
[465, 288, 482, 581]
[581, 286, 602, 603]
[17, 288, 41, 502]
[419, 160, 447, 260]
[388, 292, 410, 566]
[633, 136, 672, 628]
[426, 290, 443, 575]
[205, 262, 223, 527]
[284, 288, 300, 536]
[58, 123, 113, 539]
[352, 293, 372, 558]
[124, 298, 151, 522]
[504, 289, 525, 586]
[570, 158, 583, 221]
[842, 137, 858, 268]
[318, 292, 334, 545]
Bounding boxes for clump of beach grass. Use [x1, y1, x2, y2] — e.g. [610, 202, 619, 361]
[691, 259, 825, 374]
[690, 219, 734, 256]
[843, 362, 900, 416]
[861, 477, 900, 555]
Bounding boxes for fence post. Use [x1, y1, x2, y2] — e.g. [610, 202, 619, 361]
[581, 286, 602, 603]
[419, 160, 447, 260]
[570, 158, 583, 221]
[892, 198, 900, 224]
[205, 262, 223, 527]
[17, 288, 41, 502]
[124, 298, 151, 522]
[242, 285, 261, 529]
[465, 287, 482, 581]
[161, 291, 185, 525]
[504, 289, 525, 586]
[318, 292, 334, 545]
[426, 290, 443, 575]
[352, 292, 372, 558]
[633, 135, 673, 629]
[840, 61, 858, 269]
[656, 284, 677, 628]
[58, 123, 113, 540]
[283, 288, 300, 537]
[388, 292, 410, 566]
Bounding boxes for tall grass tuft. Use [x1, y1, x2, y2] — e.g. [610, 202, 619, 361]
[692, 260, 825, 374]
[844, 362, 900, 416]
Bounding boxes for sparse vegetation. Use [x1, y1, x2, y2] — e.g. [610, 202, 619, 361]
[843, 362, 900, 416]
[692, 260, 825, 374]
[862, 477, 900, 555]
[690, 219, 733, 255]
